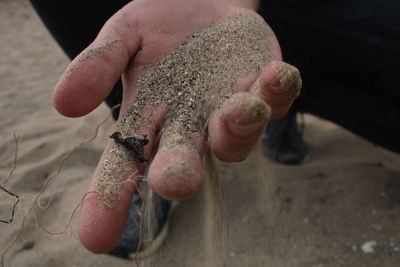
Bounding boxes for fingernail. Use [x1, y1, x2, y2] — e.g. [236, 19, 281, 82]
[249, 78, 260, 92]
[223, 93, 270, 137]
[268, 65, 301, 93]
[228, 120, 266, 137]
[269, 70, 290, 91]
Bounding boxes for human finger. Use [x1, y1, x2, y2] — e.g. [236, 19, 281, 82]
[78, 105, 166, 253]
[208, 61, 301, 162]
[147, 129, 204, 200]
[53, 6, 141, 117]
[250, 60, 302, 119]
[208, 92, 271, 162]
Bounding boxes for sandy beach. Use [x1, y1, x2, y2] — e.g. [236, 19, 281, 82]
[1, 1, 400, 266]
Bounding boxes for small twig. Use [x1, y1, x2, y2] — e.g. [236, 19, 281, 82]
[1, 105, 120, 267]
[0, 185, 20, 224]
[2, 133, 23, 185]
[1, 133, 22, 224]
[32, 191, 96, 236]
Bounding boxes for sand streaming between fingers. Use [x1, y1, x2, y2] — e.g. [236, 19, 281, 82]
[97, 12, 273, 208]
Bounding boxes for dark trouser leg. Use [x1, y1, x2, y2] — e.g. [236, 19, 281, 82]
[263, 112, 308, 164]
[259, 1, 400, 154]
[300, 78, 400, 153]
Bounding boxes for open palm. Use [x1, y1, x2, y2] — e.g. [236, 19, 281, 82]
[53, 0, 301, 253]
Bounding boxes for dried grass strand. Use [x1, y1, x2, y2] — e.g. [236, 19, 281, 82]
[1, 105, 119, 267]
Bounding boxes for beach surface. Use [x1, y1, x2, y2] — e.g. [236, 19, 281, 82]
[1, 1, 400, 266]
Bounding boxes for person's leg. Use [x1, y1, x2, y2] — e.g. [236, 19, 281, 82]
[301, 78, 400, 153]
[259, 0, 400, 155]
[262, 111, 308, 164]
[260, 1, 400, 79]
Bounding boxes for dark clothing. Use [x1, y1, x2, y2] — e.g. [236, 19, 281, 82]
[30, 0, 400, 153]
[259, 0, 400, 152]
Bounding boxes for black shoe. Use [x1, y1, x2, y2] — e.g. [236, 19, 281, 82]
[108, 179, 173, 259]
[262, 111, 308, 165]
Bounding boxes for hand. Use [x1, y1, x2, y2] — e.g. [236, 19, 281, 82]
[53, 0, 301, 253]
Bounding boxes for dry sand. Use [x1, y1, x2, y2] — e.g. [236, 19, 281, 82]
[96, 13, 272, 207]
[1, 1, 400, 267]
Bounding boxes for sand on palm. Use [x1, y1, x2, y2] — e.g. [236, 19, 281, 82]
[96, 13, 274, 207]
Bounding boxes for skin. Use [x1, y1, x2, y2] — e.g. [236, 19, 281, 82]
[53, 0, 301, 254]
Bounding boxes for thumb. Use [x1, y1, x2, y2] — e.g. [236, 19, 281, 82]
[53, 6, 141, 117]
